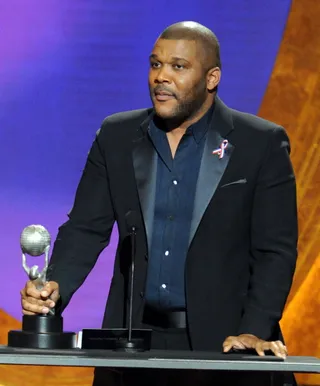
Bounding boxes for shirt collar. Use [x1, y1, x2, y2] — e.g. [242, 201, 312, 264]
[149, 102, 214, 144]
[186, 102, 214, 143]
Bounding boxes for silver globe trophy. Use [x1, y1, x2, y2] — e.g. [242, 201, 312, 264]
[8, 225, 77, 349]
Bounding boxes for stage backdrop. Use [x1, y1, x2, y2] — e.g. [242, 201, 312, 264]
[0, 0, 291, 333]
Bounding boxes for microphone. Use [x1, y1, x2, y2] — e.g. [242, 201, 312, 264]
[125, 210, 139, 233]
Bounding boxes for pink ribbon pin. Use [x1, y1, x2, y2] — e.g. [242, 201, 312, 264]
[212, 140, 229, 159]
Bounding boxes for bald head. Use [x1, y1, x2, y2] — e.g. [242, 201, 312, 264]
[158, 21, 221, 71]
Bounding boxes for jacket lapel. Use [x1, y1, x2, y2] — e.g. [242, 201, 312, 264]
[132, 113, 157, 252]
[188, 97, 235, 246]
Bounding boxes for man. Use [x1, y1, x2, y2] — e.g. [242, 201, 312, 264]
[21, 21, 298, 386]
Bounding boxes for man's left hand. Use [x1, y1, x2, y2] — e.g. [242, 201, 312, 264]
[222, 334, 287, 358]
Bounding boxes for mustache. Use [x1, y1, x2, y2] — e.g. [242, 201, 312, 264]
[153, 85, 177, 98]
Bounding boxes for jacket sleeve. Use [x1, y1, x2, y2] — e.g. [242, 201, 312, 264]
[47, 126, 115, 312]
[238, 126, 298, 340]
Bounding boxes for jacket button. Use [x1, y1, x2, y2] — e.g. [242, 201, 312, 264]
[140, 291, 144, 298]
[145, 254, 148, 261]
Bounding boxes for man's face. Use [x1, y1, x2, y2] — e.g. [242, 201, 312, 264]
[148, 39, 209, 122]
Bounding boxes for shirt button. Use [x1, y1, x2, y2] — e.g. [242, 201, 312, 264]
[167, 215, 174, 221]
[165, 250, 169, 256]
[173, 180, 178, 185]
[161, 284, 167, 289]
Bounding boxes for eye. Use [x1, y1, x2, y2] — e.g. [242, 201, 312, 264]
[173, 64, 185, 70]
[150, 61, 160, 68]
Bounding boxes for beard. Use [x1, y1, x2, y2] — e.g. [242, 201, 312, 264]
[150, 78, 208, 128]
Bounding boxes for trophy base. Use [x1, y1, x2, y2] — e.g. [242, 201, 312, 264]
[8, 330, 77, 349]
[7, 314, 77, 349]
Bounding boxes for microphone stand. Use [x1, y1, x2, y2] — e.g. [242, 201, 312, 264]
[113, 224, 151, 352]
[80, 212, 152, 352]
[128, 225, 135, 343]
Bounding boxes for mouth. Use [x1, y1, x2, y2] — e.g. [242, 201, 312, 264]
[154, 89, 175, 102]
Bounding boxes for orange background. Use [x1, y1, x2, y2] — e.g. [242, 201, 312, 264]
[0, 1, 320, 385]
[259, 0, 320, 384]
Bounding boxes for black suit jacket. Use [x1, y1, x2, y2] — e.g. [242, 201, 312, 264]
[48, 97, 298, 351]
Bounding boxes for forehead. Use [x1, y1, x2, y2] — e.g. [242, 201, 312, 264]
[150, 38, 201, 62]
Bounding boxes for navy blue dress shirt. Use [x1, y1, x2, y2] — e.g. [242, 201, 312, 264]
[144, 106, 213, 310]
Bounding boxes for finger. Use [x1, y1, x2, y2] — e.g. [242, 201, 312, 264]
[223, 336, 235, 345]
[25, 297, 45, 307]
[223, 344, 233, 352]
[21, 298, 50, 314]
[22, 310, 37, 316]
[25, 296, 55, 309]
[223, 337, 246, 352]
[40, 281, 59, 298]
[25, 281, 42, 299]
[223, 336, 236, 347]
[273, 341, 287, 357]
[267, 341, 282, 358]
[232, 342, 246, 349]
[255, 341, 266, 356]
[228, 339, 247, 350]
[276, 341, 288, 356]
[49, 288, 60, 304]
[258, 341, 285, 358]
[270, 341, 287, 358]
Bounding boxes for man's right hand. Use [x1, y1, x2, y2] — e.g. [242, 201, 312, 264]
[21, 281, 60, 315]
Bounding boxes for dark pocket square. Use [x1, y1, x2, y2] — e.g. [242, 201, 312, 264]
[220, 178, 247, 188]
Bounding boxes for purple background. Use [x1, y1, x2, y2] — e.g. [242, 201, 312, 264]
[0, 1, 291, 332]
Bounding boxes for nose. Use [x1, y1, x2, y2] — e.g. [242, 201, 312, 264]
[154, 65, 171, 84]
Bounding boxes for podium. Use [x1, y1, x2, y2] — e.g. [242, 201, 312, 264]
[0, 345, 319, 374]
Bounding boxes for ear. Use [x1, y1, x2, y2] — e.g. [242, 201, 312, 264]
[206, 67, 221, 91]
